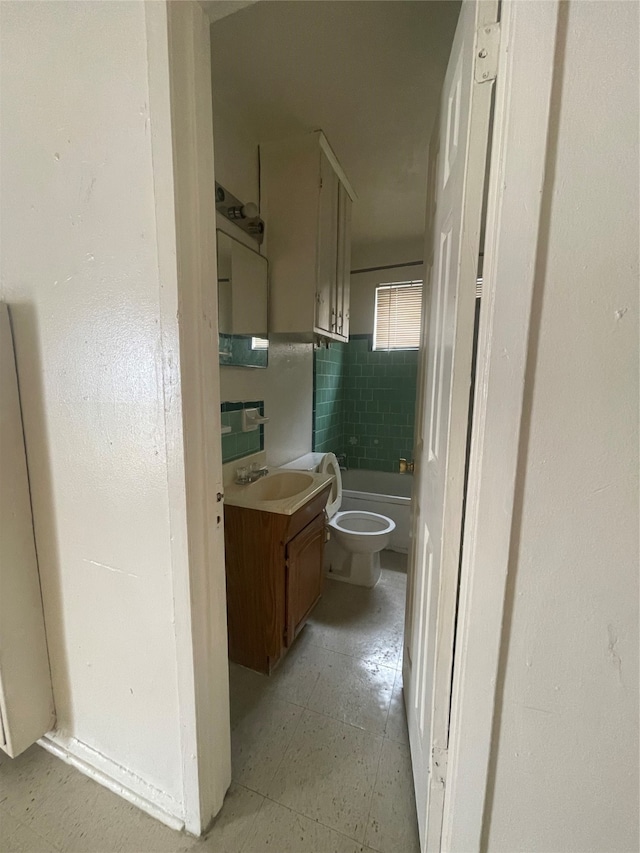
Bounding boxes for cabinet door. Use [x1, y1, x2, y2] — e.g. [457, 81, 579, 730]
[336, 183, 352, 340]
[0, 304, 55, 756]
[316, 151, 339, 334]
[285, 513, 325, 644]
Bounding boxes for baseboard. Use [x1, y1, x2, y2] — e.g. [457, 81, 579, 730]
[38, 732, 185, 833]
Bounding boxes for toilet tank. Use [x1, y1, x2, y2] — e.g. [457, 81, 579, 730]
[280, 453, 325, 472]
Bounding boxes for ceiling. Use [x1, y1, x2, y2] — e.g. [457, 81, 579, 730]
[209, 1, 460, 262]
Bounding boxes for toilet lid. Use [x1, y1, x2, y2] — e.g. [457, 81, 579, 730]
[319, 452, 342, 519]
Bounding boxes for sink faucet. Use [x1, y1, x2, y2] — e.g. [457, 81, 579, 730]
[236, 463, 269, 484]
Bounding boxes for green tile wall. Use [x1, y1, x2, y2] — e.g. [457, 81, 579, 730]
[220, 400, 264, 463]
[313, 343, 346, 453]
[312, 337, 418, 473]
[343, 338, 418, 472]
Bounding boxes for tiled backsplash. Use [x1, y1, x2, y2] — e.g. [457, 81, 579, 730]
[221, 400, 265, 463]
[313, 337, 418, 472]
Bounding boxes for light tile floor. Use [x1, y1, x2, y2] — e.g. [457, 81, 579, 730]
[0, 551, 418, 853]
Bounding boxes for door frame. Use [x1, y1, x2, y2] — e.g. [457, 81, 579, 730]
[150, 0, 231, 835]
[440, 1, 560, 850]
[164, 0, 561, 842]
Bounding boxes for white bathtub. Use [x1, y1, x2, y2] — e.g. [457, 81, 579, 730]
[340, 469, 413, 554]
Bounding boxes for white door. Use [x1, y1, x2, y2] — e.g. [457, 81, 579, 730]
[404, 1, 498, 849]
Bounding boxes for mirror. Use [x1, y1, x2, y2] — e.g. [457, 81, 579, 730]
[217, 229, 268, 368]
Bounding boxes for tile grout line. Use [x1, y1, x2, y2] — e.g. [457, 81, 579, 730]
[269, 671, 403, 740]
[262, 705, 390, 847]
[5, 814, 64, 853]
[236, 791, 270, 853]
[258, 791, 374, 849]
[300, 670, 323, 713]
[304, 634, 401, 673]
[235, 696, 390, 847]
[294, 703, 389, 739]
[235, 684, 390, 748]
[2, 786, 67, 853]
[362, 726, 387, 853]
[380, 667, 399, 738]
[251, 687, 311, 796]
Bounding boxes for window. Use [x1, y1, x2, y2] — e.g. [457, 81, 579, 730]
[373, 280, 423, 350]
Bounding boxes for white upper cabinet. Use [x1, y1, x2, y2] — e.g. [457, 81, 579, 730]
[260, 131, 355, 342]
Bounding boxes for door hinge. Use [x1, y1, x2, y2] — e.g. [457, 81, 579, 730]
[474, 22, 500, 83]
[431, 746, 448, 788]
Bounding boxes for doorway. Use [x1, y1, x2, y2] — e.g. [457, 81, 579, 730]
[176, 0, 556, 844]
[207, 1, 461, 851]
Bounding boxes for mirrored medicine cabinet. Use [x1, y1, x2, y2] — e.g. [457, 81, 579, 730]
[217, 229, 268, 368]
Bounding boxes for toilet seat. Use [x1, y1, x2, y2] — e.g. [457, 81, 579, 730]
[329, 510, 395, 536]
[319, 452, 342, 519]
[328, 509, 396, 556]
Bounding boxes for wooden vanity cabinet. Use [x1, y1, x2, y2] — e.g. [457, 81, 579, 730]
[224, 484, 330, 674]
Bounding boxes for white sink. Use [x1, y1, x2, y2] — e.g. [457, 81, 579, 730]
[224, 467, 332, 516]
[246, 472, 314, 501]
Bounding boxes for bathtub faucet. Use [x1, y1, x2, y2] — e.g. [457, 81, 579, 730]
[336, 453, 348, 471]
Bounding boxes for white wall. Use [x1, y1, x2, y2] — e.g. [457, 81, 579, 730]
[212, 89, 313, 466]
[0, 0, 195, 826]
[212, 94, 259, 210]
[486, 3, 639, 850]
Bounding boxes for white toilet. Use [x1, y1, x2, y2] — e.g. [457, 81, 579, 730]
[282, 452, 395, 588]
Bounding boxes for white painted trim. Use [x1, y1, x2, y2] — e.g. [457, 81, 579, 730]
[145, 1, 204, 835]
[147, 0, 231, 836]
[318, 132, 357, 201]
[39, 733, 184, 832]
[165, 0, 231, 835]
[441, 2, 560, 850]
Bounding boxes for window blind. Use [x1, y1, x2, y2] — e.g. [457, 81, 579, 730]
[373, 281, 423, 350]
